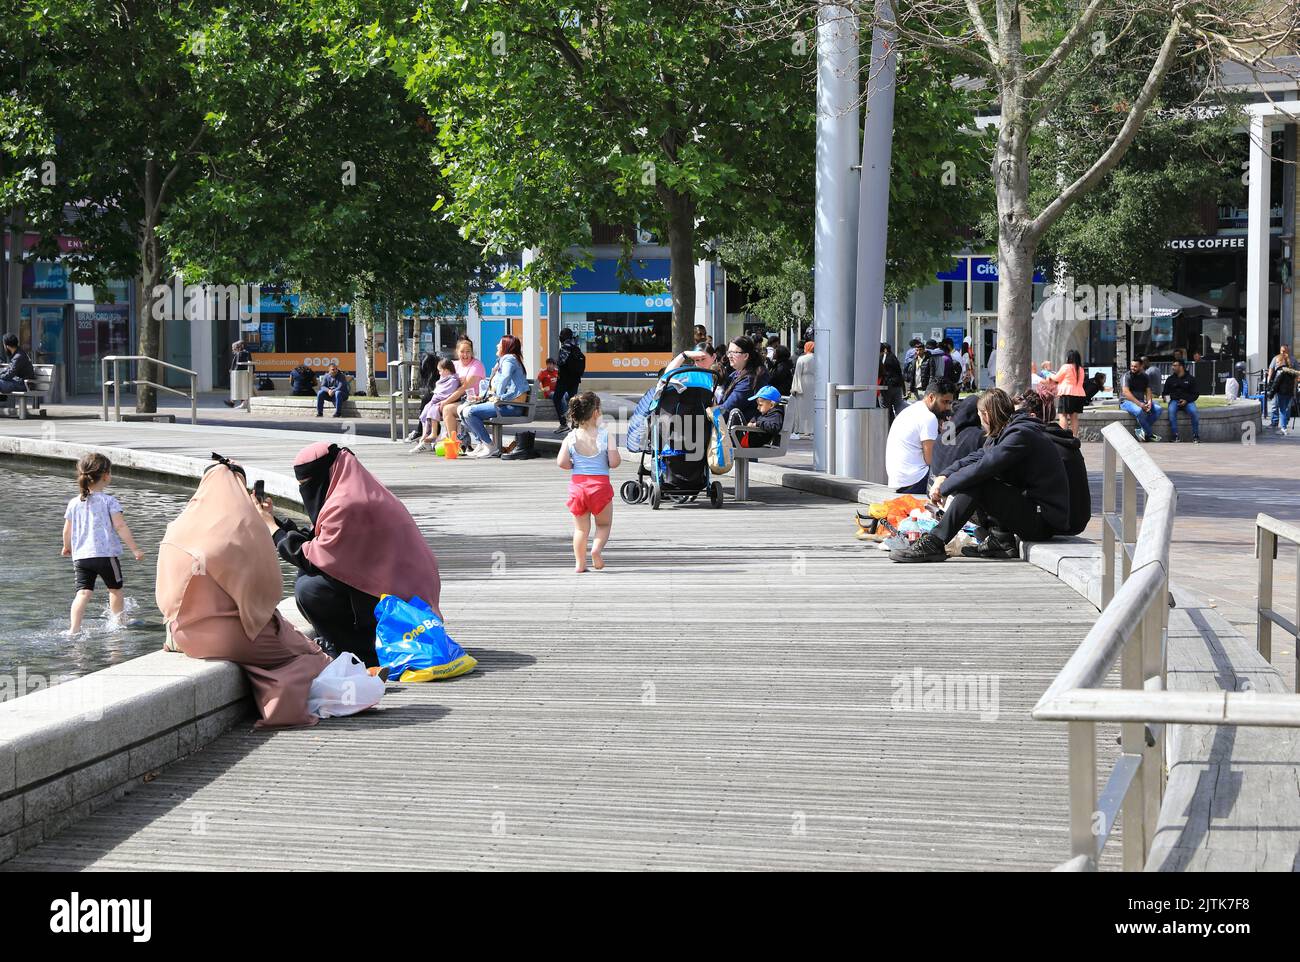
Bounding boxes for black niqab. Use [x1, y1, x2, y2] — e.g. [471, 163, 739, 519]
[294, 444, 341, 526]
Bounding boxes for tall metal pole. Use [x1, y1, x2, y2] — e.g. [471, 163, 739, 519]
[852, 0, 897, 393]
[813, 3, 861, 472]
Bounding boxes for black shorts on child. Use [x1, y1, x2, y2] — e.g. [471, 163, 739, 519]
[74, 556, 124, 591]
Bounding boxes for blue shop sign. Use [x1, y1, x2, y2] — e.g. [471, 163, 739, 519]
[561, 292, 674, 312]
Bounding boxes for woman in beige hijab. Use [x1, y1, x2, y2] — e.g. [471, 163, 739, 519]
[156, 456, 331, 728]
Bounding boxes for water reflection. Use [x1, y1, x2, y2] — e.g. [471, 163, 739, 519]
[0, 461, 295, 687]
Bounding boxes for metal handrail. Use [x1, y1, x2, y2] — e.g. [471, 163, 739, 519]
[387, 358, 421, 442]
[100, 355, 198, 425]
[1033, 421, 1300, 871]
[1255, 513, 1300, 692]
[825, 383, 885, 477]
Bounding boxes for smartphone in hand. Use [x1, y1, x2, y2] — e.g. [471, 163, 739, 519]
[253, 479, 266, 505]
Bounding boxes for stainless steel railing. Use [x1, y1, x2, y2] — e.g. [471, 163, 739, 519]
[100, 356, 199, 425]
[1255, 513, 1300, 693]
[387, 359, 421, 442]
[1033, 421, 1300, 871]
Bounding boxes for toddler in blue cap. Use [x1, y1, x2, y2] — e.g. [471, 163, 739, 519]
[739, 385, 785, 447]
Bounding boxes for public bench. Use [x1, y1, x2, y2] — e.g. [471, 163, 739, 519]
[729, 396, 794, 502]
[482, 380, 538, 451]
[0, 364, 55, 420]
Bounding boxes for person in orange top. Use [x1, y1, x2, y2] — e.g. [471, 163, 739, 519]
[1044, 349, 1087, 437]
[538, 357, 559, 399]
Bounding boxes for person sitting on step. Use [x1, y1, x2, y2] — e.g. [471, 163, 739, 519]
[890, 388, 1070, 563]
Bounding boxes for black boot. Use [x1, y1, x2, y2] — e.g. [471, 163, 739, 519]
[502, 431, 538, 460]
[890, 532, 948, 563]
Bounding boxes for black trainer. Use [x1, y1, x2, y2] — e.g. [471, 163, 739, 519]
[890, 532, 948, 563]
[960, 536, 1019, 560]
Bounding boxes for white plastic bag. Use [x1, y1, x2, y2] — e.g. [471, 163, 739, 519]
[307, 652, 385, 719]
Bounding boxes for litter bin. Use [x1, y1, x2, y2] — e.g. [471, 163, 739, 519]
[230, 363, 255, 409]
[833, 407, 888, 484]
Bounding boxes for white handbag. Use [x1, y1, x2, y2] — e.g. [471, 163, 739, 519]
[307, 652, 385, 719]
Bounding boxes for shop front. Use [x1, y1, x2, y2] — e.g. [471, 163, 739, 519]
[13, 251, 135, 399]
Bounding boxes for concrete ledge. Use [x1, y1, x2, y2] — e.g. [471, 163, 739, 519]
[0, 434, 303, 508]
[1021, 537, 1104, 610]
[250, 394, 397, 421]
[0, 652, 253, 863]
[1078, 400, 1261, 442]
[748, 462, 893, 504]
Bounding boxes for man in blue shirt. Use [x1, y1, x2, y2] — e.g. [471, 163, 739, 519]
[316, 364, 349, 418]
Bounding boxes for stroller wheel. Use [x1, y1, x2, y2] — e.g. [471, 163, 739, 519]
[709, 481, 723, 508]
[620, 480, 642, 505]
[650, 485, 662, 510]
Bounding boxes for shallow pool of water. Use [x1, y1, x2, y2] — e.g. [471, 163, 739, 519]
[0, 459, 293, 689]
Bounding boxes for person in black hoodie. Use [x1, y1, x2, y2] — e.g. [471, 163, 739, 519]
[766, 344, 795, 396]
[891, 388, 1070, 563]
[1012, 390, 1091, 538]
[1161, 358, 1201, 442]
[879, 343, 906, 422]
[928, 392, 985, 479]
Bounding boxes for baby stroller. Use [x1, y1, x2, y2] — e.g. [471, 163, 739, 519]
[622, 366, 724, 509]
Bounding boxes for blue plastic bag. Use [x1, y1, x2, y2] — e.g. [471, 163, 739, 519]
[373, 595, 476, 682]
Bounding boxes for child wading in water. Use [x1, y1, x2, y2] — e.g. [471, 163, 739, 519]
[557, 391, 620, 572]
[62, 453, 145, 634]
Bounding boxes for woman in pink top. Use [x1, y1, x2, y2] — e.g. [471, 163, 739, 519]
[441, 337, 487, 442]
[1045, 349, 1087, 436]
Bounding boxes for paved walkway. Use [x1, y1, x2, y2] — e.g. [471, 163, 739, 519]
[0, 420, 1102, 870]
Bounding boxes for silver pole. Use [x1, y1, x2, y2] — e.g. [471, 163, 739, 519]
[190, 373, 198, 425]
[101, 358, 108, 421]
[813, 4, 860, 472]
[401, 363, 409, 440]
[826, 385, 839, 476]
[113, 359, 121, 422]
[852, 0, 898, 395]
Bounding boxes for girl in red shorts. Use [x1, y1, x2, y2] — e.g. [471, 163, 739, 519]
[557, 392, 621, 572]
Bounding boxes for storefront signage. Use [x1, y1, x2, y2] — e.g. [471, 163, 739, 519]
[560, 292, 674, 312]
[1164, 235, 1246, 251]
[933, 257, 1045, 284]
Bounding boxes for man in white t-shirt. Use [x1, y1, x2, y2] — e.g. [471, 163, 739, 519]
[885, 380, 957, 493]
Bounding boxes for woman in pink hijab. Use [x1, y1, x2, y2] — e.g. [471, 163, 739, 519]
[157, 458, 331, 728]
[253, 442, 442, 667]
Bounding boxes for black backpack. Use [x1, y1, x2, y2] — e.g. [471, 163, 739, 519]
[559, 341, 586, 383]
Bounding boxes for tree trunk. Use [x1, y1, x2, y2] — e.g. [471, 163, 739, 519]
[4, 206, 24, 336]
[136, 232, 160, 414]
[996, 231, 1037, 396]
[665, 192, 697, 353]
[993, 99, 1036, 396]
[366, 304, 378, 397]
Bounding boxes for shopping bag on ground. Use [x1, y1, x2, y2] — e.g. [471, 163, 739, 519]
[707, 408, 734, 475]
[308, 652, 385, 719]
[373, 594, 477, 682]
